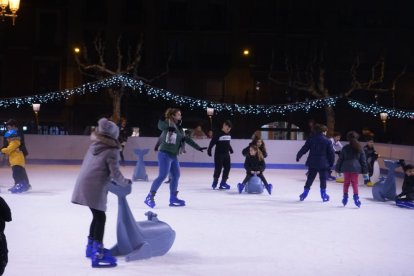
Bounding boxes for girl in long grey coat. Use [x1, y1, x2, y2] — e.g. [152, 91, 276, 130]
[72, 118, 131, 268]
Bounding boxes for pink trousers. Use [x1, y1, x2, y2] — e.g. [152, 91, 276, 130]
[343, 172, 359, 194]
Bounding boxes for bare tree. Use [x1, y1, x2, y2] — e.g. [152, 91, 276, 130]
[268, 50, 406, 135]
[74, 33, 171, 123]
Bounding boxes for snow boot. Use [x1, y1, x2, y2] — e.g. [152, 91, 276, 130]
[320, 189, 330, 202]
[353, 194, 361, 208]
[169, 191, 186, 207]
[299, 188, 310, 201]
[265, 184, 273, 195]
[91, 241, 117, 268]
[219, 180, 230, 190]
[144, 191, 156, 208]
[237, 183, 245, 194]
[342, 193, 348, 206]
[211, 179, 218, 189]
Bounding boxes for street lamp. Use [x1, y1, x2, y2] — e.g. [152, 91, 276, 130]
[32, 103, 40, 133]
[379, 112, 388, 132]
[207, 107, 214, 130]
[0, 0, 20, 25]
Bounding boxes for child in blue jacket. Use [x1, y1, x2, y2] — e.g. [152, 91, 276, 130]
[296, 124, 335, 202]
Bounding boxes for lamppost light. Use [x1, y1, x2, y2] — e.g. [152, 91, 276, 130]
[206, 107, 214, 116]
[380, 112, 388, 122]
[32, 103, 41, 112]
[74, 47, 80, 54]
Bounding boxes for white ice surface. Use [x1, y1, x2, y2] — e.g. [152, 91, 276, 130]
[1, 165, 413, 276]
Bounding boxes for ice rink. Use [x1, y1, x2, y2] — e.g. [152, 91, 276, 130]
[1, 164, 412, 276]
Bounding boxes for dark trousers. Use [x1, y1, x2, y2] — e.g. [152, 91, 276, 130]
[89, 208, 106, 243]
[213, 153, 231, 182]
[242, 172, 269, 186]
[304, 168, 328, 189]
[119, 146, 125, 162]
[367, 159, 376, 177]
[0, 233, 8, 276]
[12, 165, 29, 184]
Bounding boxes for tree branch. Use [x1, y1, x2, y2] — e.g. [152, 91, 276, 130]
[345, 56, 405, 97]
[93, 34, 106, 68]
[116, 35, 123, 73]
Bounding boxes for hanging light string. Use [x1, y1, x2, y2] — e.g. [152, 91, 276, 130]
[347, 99, 414, 119]
[0, 74, 412, 118]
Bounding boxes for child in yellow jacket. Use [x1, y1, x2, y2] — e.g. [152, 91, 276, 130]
[1, 129, 31, 193]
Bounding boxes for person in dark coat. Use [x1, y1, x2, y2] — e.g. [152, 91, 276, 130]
[0, 196, 12, 276]
[335, 131, 368, 207]
[363, 137, 379, 185]
[396, 160, 414, 202]
[237, 145, 272, 195]
[117, 117, 132, 164]
[71, 117, 132, 268]
[296, 124, 335, 202]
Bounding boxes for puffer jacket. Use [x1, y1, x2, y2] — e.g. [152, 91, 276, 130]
[1, 138, 25, 167]
[71, 133, 130, 212]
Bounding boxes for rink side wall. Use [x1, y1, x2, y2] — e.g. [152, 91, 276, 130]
[17, 135, 414, 173]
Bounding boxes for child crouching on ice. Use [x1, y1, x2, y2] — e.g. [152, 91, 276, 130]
[395, 160, 414, 208]
[237, 145, 273, 195]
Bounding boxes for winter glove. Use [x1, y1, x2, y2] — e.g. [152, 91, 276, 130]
[207, 150, 212, 157]
[363, 174, 369, 181]
[335, 151, 341, 155]
[296, 157, 300, 162]
[199, 147, 207, 152]
[168, 127, 175, 132]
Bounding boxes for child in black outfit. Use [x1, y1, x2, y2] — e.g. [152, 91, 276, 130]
[237, 145, 273, 195]
[363, 138, 379, 185]
[395, 160, 414, 208]
[0, 196, 12, 275]
[208, 120, 233, 189]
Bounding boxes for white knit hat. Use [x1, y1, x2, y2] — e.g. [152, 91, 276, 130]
[97, 118, 119, 139]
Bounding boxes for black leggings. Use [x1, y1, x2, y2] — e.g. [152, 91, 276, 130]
[242, 172, 269, 186]
[89, 208, 106, 242]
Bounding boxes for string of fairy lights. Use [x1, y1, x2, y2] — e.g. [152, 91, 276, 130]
[0, 74, 413, 118]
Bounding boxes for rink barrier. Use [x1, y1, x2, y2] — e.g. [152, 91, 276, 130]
[25, 158, 307, 169]
[15, 134, 414, 175]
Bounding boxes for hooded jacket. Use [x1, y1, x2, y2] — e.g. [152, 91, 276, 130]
[71, 133, 130, 212]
